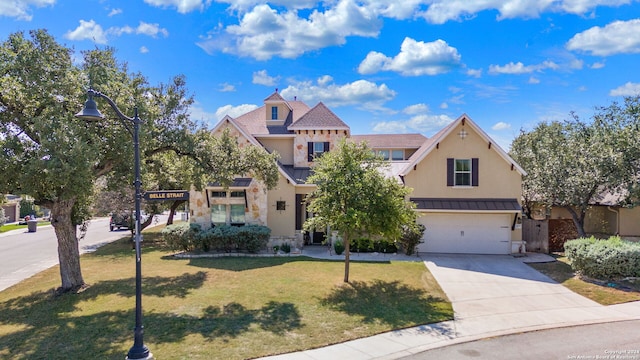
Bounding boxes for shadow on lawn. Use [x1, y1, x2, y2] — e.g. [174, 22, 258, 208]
[179, 255, 392, 271]
[321, 279, 452, 329]
[0, 272, 302, 359]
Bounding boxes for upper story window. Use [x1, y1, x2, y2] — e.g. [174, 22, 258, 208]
[455, 159, 471, 186]
[271, 106, 278, 120]
[375, 149, 404, 161]
[447, 158, 479, 187]
[378, 150, 390, 160]
[308, 141, 330, 161]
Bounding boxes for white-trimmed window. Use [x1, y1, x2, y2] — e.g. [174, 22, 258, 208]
[454, 159, 471, 186]
[210, 190, 246, 226]
[391, 149, 404, 161]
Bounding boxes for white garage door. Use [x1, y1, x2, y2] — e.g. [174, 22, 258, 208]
[417, 213, 512, 254]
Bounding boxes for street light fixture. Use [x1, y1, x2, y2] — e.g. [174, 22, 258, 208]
[76, 89, 153, 360]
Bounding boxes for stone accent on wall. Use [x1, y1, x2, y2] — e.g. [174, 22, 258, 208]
[292, 131, 347, 167]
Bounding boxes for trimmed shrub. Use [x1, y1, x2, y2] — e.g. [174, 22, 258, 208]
[565, 236, 640, 279]
[162, 223, 201, 252]
[334, 240, 345, 255]
[238, 225, 270, 253]
[280, 242, 291, 253]
[397, 223, 426, 256]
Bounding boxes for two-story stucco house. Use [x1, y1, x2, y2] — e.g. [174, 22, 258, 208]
[189, 91, 527, 254]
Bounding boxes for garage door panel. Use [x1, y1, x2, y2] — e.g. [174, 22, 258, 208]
[418, 213, 511, 254]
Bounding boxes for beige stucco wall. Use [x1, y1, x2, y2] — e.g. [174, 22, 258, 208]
[265, 103, 290, 121]
[266, 175, 297, 237]
[619, 207, 640, 236]
[257, 137, 294, 165]
[402, 122, 523, 243]
[292, 131, 347, 167]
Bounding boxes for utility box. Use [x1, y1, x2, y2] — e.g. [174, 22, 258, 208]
[27, 220, 38, 233]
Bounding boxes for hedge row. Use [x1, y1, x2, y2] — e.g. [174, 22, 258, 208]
[161, 223, 271, 253]
[564, 236, 640, 279]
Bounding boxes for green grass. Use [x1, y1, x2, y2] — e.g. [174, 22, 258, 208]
[0, 222, 51, 233]
[0, 229, 452, 360]
[528, 254, 640, 305]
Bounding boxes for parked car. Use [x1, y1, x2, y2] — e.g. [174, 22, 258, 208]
[109, 212, 131, 231]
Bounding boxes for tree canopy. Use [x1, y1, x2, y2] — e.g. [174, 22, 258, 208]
[0, 30, 196, 291]
[304, 138, 416, 282]
[509, 96, 640, 237]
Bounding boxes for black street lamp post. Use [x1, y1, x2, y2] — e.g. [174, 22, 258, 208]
[76, 89, 153, 360]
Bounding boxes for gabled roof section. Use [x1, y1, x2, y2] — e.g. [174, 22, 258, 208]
[287, 102, 350, 134]
[400, 114, 527, 176]
[234, 101, 311, 136]
[264, 90, 293, 111]
[349, 134, 427, 148]
[211, 115, 264, 148]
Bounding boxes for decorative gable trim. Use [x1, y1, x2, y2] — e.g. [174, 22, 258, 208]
[400, 114, 527, 177]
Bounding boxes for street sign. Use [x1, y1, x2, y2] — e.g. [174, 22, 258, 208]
[143, 190, 189, 202]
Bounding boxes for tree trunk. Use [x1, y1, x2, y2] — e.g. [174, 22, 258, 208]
[343, 235, 350, 283]
[167, 200, 185, 225]
[565, 206, 587, 238]
[50, 198, 85, 291]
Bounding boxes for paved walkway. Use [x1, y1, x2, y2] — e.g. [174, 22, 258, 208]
[260, 250, 640, 360]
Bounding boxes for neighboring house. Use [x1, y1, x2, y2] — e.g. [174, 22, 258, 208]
[1, 195, 21, 223]
[546, 192, 640, 240]
[189, 91, 526, 254]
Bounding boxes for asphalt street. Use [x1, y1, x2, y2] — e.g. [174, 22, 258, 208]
[403, 320, 640, 360]
[0, 215, 168, 292]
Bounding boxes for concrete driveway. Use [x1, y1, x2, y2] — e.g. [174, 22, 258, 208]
[422, 254, 636, 335]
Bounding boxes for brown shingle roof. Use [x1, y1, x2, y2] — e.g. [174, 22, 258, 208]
[234, 101, 311, 135]
[349, 134, 427, 148]
[288, 102, 350, 131]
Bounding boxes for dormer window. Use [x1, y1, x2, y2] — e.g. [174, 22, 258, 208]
[271, 106, 278, 120]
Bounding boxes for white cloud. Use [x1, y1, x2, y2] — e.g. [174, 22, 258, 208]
[489, 60, 558, 74]
[358, 38, 462, 76]
[403, 103, 429, 115]
[64, 20, 108, 44]
[529, 76, 540, 84]
[215, 104, 259, 120]
[280, 76, 396, 110]
[199, 2, 381, 60]
[492, 121, 512, 131]
[440, 102, 449, 109]
[466, 68, 482, 78]
[219, 83, 236, 92]
[591, 61, 605, 69]
[416, 0, 632, 24]
[0, 0, 54, 21]
[143, 0, 210, 13]
[108, 8, 123, 17]
[373, 113, 453, 135]
[609, 82, 640, 96]
[65, 20, 168, 44]
[135, 22, 169, 37]
[140, 46, 149, 53]
[566, 19, 640, 56]
[252, 70, 280, 86]
[189, 103, 219, 125]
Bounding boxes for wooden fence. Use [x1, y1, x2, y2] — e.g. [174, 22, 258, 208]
[522, 219, 549, 253]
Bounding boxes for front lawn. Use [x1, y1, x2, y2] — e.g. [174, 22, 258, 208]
[0, 229, 452, 359]
[528, 254, 640, 305]
[0, 222, 51, 233]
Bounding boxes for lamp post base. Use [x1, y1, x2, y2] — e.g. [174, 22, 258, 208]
[126, 351, 154, 360]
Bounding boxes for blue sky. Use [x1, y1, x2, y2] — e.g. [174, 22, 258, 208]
[2, 0, 640, 149]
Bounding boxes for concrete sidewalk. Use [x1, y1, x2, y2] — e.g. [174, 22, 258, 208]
[260, 251, 640, 360]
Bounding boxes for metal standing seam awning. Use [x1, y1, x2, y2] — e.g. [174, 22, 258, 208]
[206, 178, 253, 208]
[410, 198, 522, 213]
